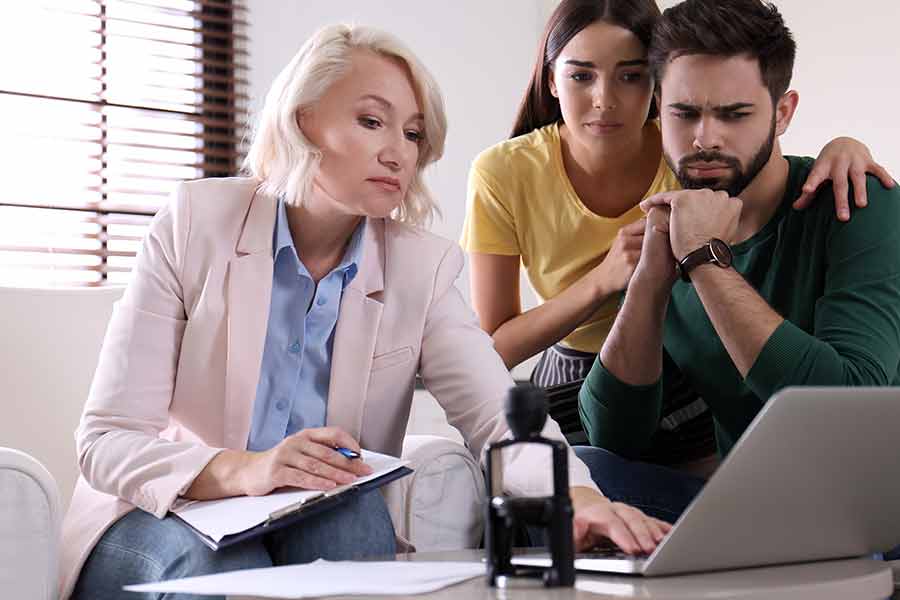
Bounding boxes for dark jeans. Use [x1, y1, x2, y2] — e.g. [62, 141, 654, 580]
[573, 446, 706, 524]
[72, 490, 396, 600]
[518, 446, 705, 548]
[574, 446, 900, 561]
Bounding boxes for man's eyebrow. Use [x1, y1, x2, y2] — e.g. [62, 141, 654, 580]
[714, 102, 755, 112]
[358, 94, 424, 121]
[667, 102, 755, 112]
[669, 102, 700, 111]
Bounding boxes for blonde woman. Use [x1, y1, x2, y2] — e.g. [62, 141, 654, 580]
[61, 24, 669, 600]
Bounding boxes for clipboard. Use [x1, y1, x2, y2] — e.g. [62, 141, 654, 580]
[173, 466, 413, 551]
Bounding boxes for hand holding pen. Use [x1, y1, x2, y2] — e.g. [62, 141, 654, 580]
[239, 427, 373, 496]
[335, 447, 361, 460]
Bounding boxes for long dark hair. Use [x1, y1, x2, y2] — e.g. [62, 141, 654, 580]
[510, 0, 661, 139]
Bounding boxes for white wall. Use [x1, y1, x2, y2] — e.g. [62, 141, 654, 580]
[247, 0, 547, 308]
[767, 0, 899, 171]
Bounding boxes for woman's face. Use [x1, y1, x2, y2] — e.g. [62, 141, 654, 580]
[549, 20, 653, 147]
[299, 50, 424, 218]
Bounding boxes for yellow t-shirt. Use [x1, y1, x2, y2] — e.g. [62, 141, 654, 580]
[460, 121, 680, 353]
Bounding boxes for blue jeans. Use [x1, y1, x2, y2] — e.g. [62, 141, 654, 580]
[72, 490, 396, 600]
[573, 446, 706, 524]
[574, 446, 900, 560]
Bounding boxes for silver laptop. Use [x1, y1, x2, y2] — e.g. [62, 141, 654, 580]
[513, 387, 900, 576]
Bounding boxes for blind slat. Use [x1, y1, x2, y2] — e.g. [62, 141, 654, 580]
[0, 89, 249, 127]
[109, 156, 241, 173]
[1, 202, 157, 217]
[107, 82, 251, 103]
[104, 32, 250, 57]
[109, 126, 241, 144]
[0, 245, 136, 259]
[99, 0, 249, 26]
[70, 72, 251, 93]
[47, 4, 248, 29]
[0, 263, 133, 274]
[99, 15, 249, 41]
[106, 140, 239, 158]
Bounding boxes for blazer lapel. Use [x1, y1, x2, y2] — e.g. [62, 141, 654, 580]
[225, 188, 276, 449]
[327, 218, 386, 443]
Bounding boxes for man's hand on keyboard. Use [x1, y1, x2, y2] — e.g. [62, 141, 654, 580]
[570, 487, 672, 556]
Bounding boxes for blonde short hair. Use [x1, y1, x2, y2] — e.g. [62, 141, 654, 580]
[243, 24, 447, 227]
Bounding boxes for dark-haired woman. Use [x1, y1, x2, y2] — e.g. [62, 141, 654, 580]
[459, 0, 893, 473]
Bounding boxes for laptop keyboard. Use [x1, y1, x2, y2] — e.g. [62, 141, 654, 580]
[579, 548, 649, 560]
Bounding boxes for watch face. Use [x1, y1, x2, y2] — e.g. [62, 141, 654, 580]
[709, 238, 733, 267]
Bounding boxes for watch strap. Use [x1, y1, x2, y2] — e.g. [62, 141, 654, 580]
[678, 244, 715, 282]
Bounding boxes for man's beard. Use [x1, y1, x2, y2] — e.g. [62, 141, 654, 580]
[666, 117, 776, 197]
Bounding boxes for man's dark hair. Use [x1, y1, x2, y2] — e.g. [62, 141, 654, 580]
[648, 0, 796, 104]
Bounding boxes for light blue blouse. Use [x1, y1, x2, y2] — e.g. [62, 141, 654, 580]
[246, 199, 364, 451]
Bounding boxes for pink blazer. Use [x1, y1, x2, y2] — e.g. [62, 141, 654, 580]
[59, 178, 596, 598]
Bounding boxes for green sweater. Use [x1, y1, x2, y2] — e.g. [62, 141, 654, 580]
[579, 156, 900, 458]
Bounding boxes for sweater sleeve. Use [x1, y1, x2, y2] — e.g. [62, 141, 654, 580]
[578, 354, 667, 459]
[745, 176, 900, 399]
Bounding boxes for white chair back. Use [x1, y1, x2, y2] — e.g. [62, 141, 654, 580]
[0, 447, 61, 600]
[0, 285, 123, 511]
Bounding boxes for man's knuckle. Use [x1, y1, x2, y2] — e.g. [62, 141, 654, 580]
[621, 507, 640, 521]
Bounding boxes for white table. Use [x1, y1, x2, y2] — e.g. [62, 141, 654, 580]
[230, 549, 896, 599]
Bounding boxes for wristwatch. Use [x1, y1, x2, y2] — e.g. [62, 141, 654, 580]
[675, 238, 734, 282]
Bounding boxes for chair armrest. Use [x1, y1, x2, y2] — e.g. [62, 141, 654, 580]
[0, 447, 61, 600]
[382, 435, 484, 552]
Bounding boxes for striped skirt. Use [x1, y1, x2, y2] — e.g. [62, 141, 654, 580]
[531, 344, 717, 464]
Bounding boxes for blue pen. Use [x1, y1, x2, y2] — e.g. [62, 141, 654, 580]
[335, 447, 361, 460]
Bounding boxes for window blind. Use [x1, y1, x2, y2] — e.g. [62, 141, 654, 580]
[0, 0, 248, 286]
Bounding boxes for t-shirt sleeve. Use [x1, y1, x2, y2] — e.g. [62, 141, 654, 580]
[745, 176, 900, 398]
[459, 161, 520, 256]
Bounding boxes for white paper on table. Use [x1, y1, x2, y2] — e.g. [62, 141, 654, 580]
[173, 450, 409, 543]
[124, 560, 485, 598]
